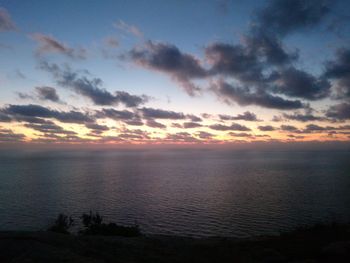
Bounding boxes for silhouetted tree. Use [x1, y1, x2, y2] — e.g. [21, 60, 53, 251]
[48, 213, 74, 234]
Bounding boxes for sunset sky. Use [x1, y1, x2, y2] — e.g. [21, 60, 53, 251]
[1, 0, 350, 146]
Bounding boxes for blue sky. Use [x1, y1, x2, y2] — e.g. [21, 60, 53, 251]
[1, 0, 350, 145]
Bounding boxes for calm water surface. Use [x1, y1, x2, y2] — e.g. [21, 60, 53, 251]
[0, 149, 349, 237]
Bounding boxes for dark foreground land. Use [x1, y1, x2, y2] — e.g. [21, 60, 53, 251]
[1, 224, 350, 263]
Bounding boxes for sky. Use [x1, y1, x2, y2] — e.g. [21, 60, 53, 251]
[1, 0, 350, 147]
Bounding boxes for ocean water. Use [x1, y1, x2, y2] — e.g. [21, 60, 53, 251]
[0, 148, 349, 237]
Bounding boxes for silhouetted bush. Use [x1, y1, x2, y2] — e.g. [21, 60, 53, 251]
[79, 211, 141, 237]
[48, 213, 74, 234]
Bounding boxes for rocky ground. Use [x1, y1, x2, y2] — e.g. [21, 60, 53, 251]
[0, 223, 350, 262]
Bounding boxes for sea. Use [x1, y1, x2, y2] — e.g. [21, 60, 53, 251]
[0, 148, 349, 237]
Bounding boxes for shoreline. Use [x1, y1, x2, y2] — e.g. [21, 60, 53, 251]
[1, 223, 349, 262]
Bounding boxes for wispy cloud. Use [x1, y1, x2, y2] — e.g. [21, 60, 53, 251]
[114, 20, 143, 38]
[31, 33, 87, 59]
[0, 7, 16, 31]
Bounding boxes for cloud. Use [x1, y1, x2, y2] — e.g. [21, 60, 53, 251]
[196, 131, 214, 140]
[128, 41, 207, 96]
[25, 121, 76, 135]
[31, 33, 87, 59]
[325, 102, 350, 120]
[0, 8, 16, 31]
[300, 124, 350, 133]
[324, 48, 350, 99]
[145, 119, 166, 129]
[117, 129, 151, 141]
[228, 132, 253, 138]
[211, 80, 304, 110]
[114, 20, 143, 38]
[104, 36, 119, 48]
[17, 86, 61, 103]
[139, 107, 186, 120]
[124, 119, 143, 126]
[186, 114, 202, 122]
[219, 111, 259, 121]
[287, 134, 305, 139]
[1, 104, 94, 124]
[0, 128, 25, 142]
[165, 132, 200, 143]
[283, 111, 326, 122]
[205, 43, 263, 83]
[209, 123, 251, 131]
[86, 123, 109, 131]
[96, 108, 135, 120]
[280, 125, 299, 132]
[0, 112, 12, 122]
[40, 61, 149, 107]
[254, 0, 332, 38]
[271, 67, 330, 100]
[244, 34, 298, 66]
[258, 125, 276, 131]
[182, 122, 202, 129]
[85, 123, 109, 136]
[35, 86, 60, 102]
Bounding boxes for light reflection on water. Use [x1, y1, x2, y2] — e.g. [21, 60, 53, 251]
[0, 149, 349, 237]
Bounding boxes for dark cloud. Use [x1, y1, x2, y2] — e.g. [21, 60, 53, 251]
[254, 0, 332, 37]
[124, 119, 143, 126]
[86, 123, 109, 131]
[165, 132, 200, 143]
[117, 129, 151, 141]
[209, 123, 251, 131]
[128, 41, 207, 96]
[1, 104, 94, 124]
[31, 33, 87, 59]
[299, 124, 350, 133]
[85, 123, 109, 136]
[219, 111, 259, 121]
[280, 123, 350, 134]
[146, 119, 166, 129]
[17, 86, 60, 103]
[228, 132, 253, 138]
[280, 125, 299, 132]
[324, 48, 350, 99]
[271, 115, 284, 122]
[186, 114, 202, 122]
[0, 8, 16, 31]
[182, 122, 202, 129]
[40, 61, 148, 107]
[303, 124, 327, 132]
[25, 122, 76, 135]
[271, 67, 330, 100]
[258, 125, 276, 131]
[0, 112, 12, 122]
[325, 102, 350, 120]
[287, 134, 305, 139]
[171, 123, 182, 128]
[17, 92, 34, 100]
[35, 86, 60, 102]
[139, 107, 186, 120]
[0, 128, 25, 142]
[244, 34, 298, 66]
[283, 112, 326, 122]
[205, 43, 263, 83]
[114, 91, 149, 108]
[211, 80, 304, 110]
[196, 131, 214, 140]
[96, 108, 135, 120]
